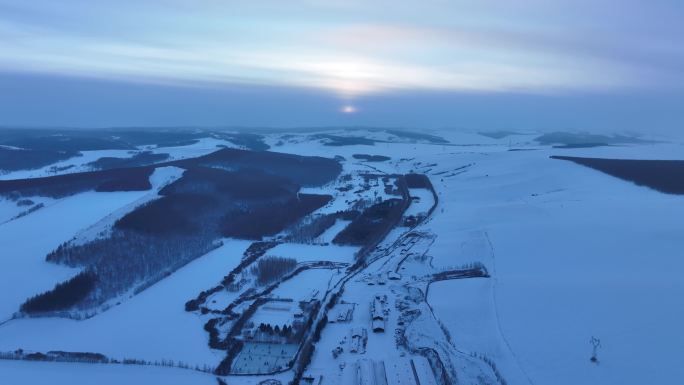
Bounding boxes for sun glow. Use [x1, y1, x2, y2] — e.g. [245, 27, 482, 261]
[341, 105, 357, 114]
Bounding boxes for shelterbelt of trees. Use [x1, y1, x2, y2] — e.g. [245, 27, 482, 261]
[14, 147, 342, 317]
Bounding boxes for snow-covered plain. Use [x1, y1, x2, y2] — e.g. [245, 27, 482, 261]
[420, 141, 684, 385]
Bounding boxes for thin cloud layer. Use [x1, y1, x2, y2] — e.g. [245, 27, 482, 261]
[1, 0, 682, 97]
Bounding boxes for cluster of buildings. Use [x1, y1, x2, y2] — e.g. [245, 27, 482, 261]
[350, 358, 438, 385]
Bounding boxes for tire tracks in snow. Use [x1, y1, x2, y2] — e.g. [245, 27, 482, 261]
[485, 230, 536, 385]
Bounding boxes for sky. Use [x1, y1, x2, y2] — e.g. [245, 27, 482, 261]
[0, 0, 683, 134]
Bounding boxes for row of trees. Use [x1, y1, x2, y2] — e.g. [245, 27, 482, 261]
[284, 214, 337, 244]
[43, 229, 218, 312]
[250, 257, 298, 285]
[0, 349, 216, 374]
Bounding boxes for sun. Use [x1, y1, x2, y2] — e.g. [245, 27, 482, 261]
[341, 105, 357, 114]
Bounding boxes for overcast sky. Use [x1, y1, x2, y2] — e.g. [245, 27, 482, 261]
[1, 0, 682, 134]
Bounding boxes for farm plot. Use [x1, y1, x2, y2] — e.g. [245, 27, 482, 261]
[230, 342, 299, 374]
[264, 243, 358, 264]
[270, 268, 338, 301]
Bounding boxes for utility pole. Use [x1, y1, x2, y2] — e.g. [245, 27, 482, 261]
[589, 336, 601, 363]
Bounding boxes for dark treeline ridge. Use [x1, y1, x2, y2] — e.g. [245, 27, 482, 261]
[20, 271, 97, 314]
[114, 167, 329, 239]
[386, 129, 449, 144]
[161, 165, 298, 200]
[0, 166, 155, 199]
[86, 151, 170, 170]
[0, 148, 79, 172]
[176, 147, 341, 187]
[352, 154, 391, 162]
[310, 134, 378, 147]
[551, 156, 684, 195]
[115, 193, 214, 235]
[333, 198, 405, 246]
[221, 194, 332, 239]
[0, 146, 341, 199]
[32, 149, 340, 315]
[0, 128, 268, 152]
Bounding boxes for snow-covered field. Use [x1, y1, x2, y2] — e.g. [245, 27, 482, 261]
[0, 191, 149, 320]
[404, 188, 434, 217]
[0, 239, 252, 368]
[265, 242, 358, 264]
[0, 360, 217, 385]
[269, 268, 338, 302]
[421, 141, 684, 385]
